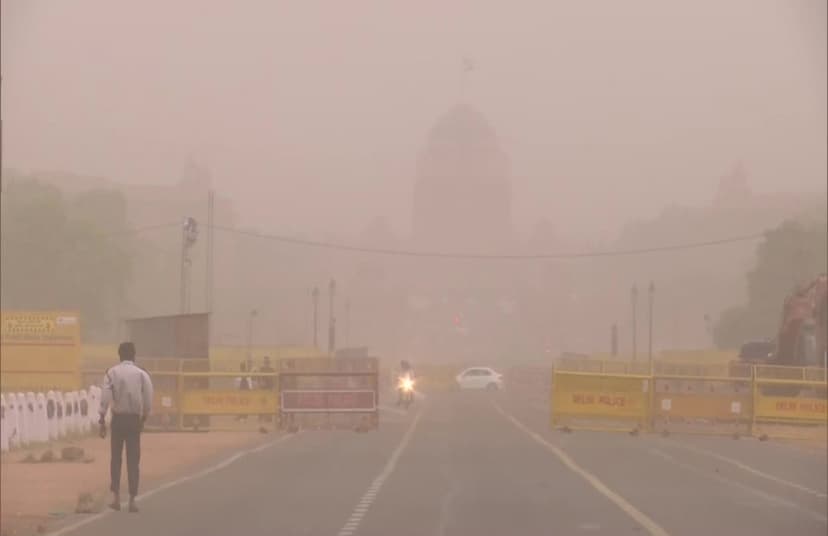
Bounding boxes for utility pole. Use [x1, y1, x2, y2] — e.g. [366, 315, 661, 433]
[206, 191, 215, 313]
[345, 298, 351, 347]
[246, 309, 258, 364]
[206, 191, 215, 346]
[648, 281, 655, 371]
[1, 75, 3, 194]
[631, 284, 639, 361]
[328, 279, 336, 355]
[180, 217, 199, 313]
[312, 287, 320, 349]
[611, 323, 618, 357]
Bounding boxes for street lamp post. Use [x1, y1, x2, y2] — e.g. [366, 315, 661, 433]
[246, 309, 258, 366]
[648, 281, 655, 371]
[631, 284, 639, 361]
[611, 323, 618, 357]
[328, 279, 337, 355]
[180, 217, 199, 313]
[312, 287, 320, 349]
[345, 298, 351, 347]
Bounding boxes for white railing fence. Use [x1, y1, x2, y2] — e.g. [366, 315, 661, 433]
[0, 386, 101, 452]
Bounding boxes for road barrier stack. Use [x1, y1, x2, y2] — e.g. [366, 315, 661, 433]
[550, 359, 827, 439]
[0, 386, 101, 452]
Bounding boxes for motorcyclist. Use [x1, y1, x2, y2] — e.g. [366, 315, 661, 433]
[396, 360, 415, 406]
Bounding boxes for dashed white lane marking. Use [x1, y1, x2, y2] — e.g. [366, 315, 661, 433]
[493, 403, 670, 536]
[662, 440, 828, 499]
[336, 409, 423, 536]
[47, 434, 295, 536]
[435, 464, 460, 536]
[648, 447, 828, 524]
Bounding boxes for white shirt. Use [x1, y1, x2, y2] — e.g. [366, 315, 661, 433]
[99, 360, 154, 417]
[234, 376, 252, 390]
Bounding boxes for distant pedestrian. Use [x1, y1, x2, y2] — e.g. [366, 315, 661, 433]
[235, 362, 252, 421]
[258, 356, 275, 390]
[99, 342, 153, 513]
[258, 356, 276, 423]
[235, 362, 252, 391]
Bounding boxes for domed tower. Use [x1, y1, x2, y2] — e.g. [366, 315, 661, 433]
[412, 104, 512, 251]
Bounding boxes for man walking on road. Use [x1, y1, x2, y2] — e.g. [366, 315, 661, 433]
[99, 342, 153, 513]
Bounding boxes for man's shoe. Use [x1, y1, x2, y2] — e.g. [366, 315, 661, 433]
[109, 492, 121, 511]
[128, 500, 139, 513]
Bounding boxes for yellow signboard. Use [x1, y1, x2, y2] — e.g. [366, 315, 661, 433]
[553, 389, 649, 418]
[181, 389, 278, 415]
[552, 372, 649, 420]
[1, 310, 81, 391]
[754, 396, 827, 423]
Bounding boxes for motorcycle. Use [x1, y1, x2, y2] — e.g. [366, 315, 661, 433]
[397, 374, 415, 409]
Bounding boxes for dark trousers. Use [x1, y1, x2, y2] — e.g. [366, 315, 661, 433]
[110, 414, 141, 497]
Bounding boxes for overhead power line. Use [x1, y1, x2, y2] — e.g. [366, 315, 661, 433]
[213, 225, 765, 260]
[0, 221, 182, 252]
[99, 221, 182, 237]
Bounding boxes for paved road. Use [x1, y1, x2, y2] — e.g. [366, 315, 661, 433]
[53, 391, 827, 536]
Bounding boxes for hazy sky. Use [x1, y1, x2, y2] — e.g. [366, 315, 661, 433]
[3, 0, 826, 239]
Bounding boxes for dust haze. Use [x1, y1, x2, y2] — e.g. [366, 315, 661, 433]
[1, 0, 826, 361]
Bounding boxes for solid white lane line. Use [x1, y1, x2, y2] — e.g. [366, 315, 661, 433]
[334, 409, 423, 536]
[648, 446, 827, 524]
[378, 405, 408, 416]
[663, 440, 828, 499]
[647, 448, 674, 463]
[493, 403, 670, 536]
[48, 434, 294, 536]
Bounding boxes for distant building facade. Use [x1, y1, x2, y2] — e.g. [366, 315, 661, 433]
[412, 104, 513, 252]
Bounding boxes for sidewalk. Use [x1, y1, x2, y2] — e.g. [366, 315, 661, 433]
[1, 430, 274, 536]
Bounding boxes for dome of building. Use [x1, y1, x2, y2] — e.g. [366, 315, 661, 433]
[426, 104, 500, 152]
[412, 104, 512, 251]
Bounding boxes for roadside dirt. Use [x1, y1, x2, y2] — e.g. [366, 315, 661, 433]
[0, 430, 274, 536]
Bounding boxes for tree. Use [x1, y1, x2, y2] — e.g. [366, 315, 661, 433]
[1, 174, 132, 340]
[714, 220, 827, 348]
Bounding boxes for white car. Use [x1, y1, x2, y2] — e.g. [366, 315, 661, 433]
[455, 367, 504, 391]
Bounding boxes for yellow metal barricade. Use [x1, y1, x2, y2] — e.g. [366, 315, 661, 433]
[752, 365, 826, 440]
[556, 358, 650, 375]
[551, 370, 650, 432]
[658, 349, 737, 365]
[80, 367, 279, 431]
[177, 371, 279, 430]
[549, 360, 825, 441]
[652, 373, 753, 436]
[181, 388, 278, 416]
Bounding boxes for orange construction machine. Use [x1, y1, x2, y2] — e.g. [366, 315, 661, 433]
[774, 273, 827, 367]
